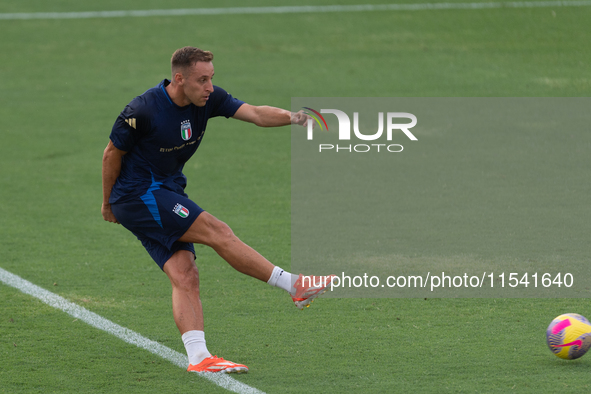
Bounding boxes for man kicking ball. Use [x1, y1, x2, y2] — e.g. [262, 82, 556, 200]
[101, 46, 333, 374]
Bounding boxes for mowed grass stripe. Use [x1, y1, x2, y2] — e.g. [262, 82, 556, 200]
[1, 1, 591, 20]
[0, 266, 265, 394]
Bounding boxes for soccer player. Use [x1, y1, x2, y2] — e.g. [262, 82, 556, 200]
[101, 46, 333, 374]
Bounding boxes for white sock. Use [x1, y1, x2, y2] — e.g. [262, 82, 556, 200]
[267, 266, 296, 295]
[182, 330, 212, 366]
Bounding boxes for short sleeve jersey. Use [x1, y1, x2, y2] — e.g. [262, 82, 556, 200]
[109, 79, 244, 203]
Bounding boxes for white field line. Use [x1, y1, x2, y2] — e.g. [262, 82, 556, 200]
[0, 1, 590, 20]
[0, 266, 265, 394]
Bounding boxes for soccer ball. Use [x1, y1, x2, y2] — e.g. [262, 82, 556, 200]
[546, 313, 591, 360]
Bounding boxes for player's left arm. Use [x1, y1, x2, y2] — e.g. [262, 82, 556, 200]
[232, 104, 309, 127]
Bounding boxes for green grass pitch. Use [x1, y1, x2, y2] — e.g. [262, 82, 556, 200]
[1, 1, 591, 393]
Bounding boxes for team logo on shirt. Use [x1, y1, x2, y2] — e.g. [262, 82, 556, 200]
[173, 203, 190, 218]
[180, 120, 192, 141]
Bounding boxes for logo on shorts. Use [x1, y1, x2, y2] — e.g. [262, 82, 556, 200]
[173, 203, 189, 218]
[181, 120, 192, 141]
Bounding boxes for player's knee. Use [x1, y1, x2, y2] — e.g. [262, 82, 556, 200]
[187, 212, 237, 248]
[173, 266, 200, 292]
[166, 259, 200, 292]
[206, 217, 236, 248]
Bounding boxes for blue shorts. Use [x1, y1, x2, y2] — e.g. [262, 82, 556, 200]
[111, 188, 204, 270]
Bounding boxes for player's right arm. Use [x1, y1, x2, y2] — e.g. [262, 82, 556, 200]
[102, 140, 127, 223]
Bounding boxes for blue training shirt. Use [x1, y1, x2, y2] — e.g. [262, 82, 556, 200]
[109, 79, 245, 203]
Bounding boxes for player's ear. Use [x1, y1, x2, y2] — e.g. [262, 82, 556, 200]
[173, 70, 184, 85]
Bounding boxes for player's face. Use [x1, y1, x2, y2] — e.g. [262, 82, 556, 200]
[181, 61, 215, 107]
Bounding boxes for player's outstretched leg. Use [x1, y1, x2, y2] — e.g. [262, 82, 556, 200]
[178, 212, 274, 282]
[179, 212, 335, 309]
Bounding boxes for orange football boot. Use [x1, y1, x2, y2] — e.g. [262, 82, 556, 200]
[291, 274, 337, 309]
[187, 356, 248, 374]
